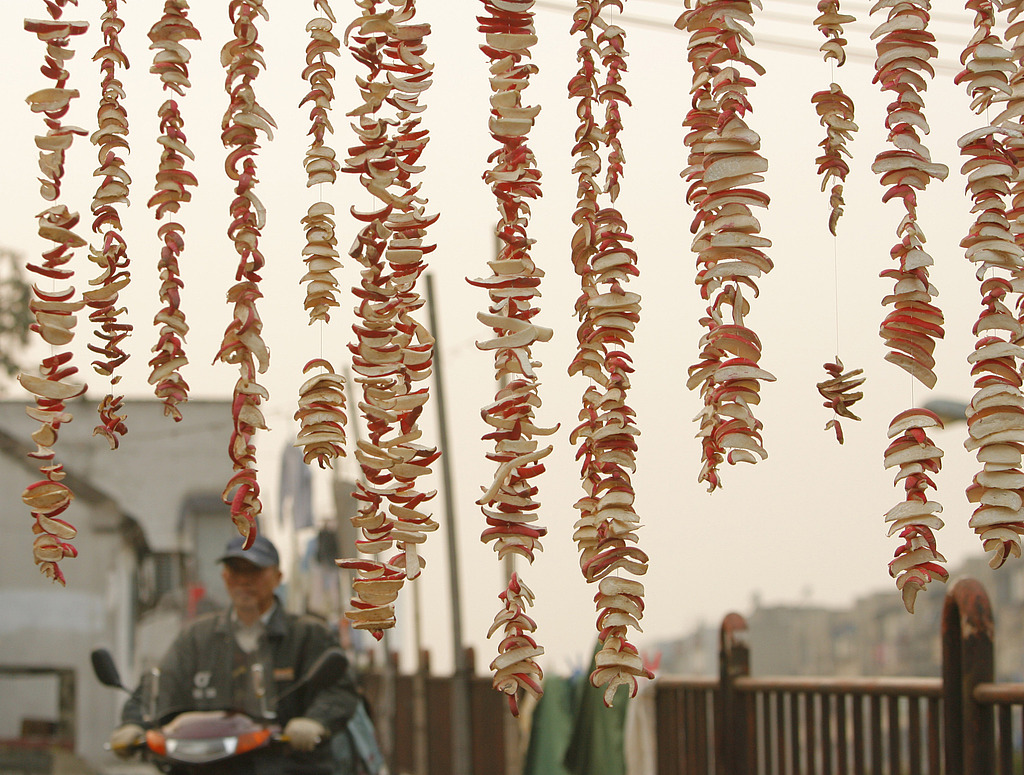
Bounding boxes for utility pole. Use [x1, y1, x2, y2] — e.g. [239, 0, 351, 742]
[425, 272, 472, 775]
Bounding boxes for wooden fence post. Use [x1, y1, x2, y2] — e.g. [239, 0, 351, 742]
[414, 648, 431, 775]
[941, 577, 995, 775]
[654, 676, 682, 774]
[719, 612, 751, 775]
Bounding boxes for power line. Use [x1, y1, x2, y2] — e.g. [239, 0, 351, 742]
[534, 0, 966, 71]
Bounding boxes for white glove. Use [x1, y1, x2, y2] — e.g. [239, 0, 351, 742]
[283, 717, 327, 752]
[108, 723, 144, 757]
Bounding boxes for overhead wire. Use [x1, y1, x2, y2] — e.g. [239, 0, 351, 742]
[534, 0, 971, 72]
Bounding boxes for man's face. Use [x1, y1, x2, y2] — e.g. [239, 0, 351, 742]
[221, 558, 282, 615]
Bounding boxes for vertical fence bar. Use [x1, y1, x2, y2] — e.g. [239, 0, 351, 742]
[908, 695, 922, 775]
[685, 687, 697, 774]
[996, 703, 1011, 775]
[869, 694, 882, 774]
[820, 692, 833, 775]
[392, 655, 416, 775]
[426, 665, 453, 775]
[745, 684, 759, 774]
[836, 692, 849, 775]
[695, 688, 709, 775]
[790, 692, 801, 775]
[852, 693, 866, 775]
[654, 683, 680, 775]
[806, 692, 818, 775]
[711, 687, 719, 774]
[926, 696, 941, 775]
[659, 679, 684, 769]
[754, 691, 766, 775]
[770, 692, 786, 769]
[887, 694, 901, 775]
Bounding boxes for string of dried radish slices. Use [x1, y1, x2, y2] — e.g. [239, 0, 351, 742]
[811, 1, 866, 446]
[217, 0, 276, 547]
[87, 0, 131, 449]
[20, 1, 91, 584]
[958, 0, 1024, 571]
[294, 0, 348, 470]
[337, 0, 440, 642]
[147, 0, 200, 423]
[870, 0, 949, 612]
[679, 0, 776, 492]
[473, 0, 554, 715]
[568, 0, 651, 708]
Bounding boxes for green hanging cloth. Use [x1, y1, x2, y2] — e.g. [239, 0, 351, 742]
[563, 643, 630, 775]
[520, 675, 576, 775]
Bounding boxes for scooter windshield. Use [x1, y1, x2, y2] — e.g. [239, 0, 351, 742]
[153, 710, 274, 763]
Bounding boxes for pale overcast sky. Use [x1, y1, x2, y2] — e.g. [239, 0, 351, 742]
[0, 0, 997, 674]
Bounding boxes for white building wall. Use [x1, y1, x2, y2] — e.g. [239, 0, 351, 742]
[0, 398, 236, 770]
[0, 459, 128, 767]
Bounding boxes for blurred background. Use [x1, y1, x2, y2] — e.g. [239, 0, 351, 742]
[0, 1, 1017, 771]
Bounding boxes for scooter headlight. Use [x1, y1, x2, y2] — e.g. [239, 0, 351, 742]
[165, 736, 238, 762]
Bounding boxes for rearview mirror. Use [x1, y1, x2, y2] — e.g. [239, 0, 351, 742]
[91, 648, 129, 692]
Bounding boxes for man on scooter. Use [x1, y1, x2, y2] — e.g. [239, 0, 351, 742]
[108, 533, 362, 773]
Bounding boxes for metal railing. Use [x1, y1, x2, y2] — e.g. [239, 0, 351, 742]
[654, 577, 1024, 775]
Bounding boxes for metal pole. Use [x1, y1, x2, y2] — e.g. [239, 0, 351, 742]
[425, 272, 472, 775]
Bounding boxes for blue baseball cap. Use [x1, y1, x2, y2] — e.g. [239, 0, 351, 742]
[218, 534, 280, 568]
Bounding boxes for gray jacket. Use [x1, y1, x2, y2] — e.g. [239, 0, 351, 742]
[123, 601, 360, 734]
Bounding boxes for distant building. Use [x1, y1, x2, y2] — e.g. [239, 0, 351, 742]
[654, 621, 718, 677]
[654, 560, 1024, 683]
[0, 397, 237, 769]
